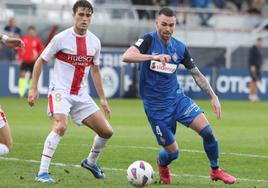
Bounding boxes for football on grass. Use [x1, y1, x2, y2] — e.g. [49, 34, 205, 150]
[127, 160, 154, 187]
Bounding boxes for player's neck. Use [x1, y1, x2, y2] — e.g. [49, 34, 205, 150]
[156, 32, 170, 46]
[159, 38, 170, 47]
[73, 27, 87, 36]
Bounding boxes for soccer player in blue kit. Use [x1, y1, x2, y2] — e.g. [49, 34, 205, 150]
[122, 7, 236, 185]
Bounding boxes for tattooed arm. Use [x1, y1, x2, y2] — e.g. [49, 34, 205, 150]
[189, 67, 222, 119]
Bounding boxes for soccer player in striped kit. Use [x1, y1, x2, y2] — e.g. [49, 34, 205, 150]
[28, 0, 113, 183]
[0, 32, 24, 156]
[122, 7, 236, 185]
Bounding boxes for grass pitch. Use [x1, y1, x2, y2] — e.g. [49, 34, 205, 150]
[0, 97, 267, 188]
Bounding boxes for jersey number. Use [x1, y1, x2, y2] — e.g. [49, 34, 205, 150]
[155, 125, 162, 137]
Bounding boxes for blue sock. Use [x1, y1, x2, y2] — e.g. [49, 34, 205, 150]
[199, 125, 219, 169]
[158, 149, 179, 166]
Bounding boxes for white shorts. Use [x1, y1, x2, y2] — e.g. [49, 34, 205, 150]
[0, 107, 8, 129]
[47, 89, 100, 126]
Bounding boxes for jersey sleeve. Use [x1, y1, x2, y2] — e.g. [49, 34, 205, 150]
[133, 34, 152, 54]
[93, 38, 101, 66]
[41, 34, 61, 63]
[180, 47, 196, 69]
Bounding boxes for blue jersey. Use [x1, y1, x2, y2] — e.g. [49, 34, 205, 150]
[133, 31, 196, 110]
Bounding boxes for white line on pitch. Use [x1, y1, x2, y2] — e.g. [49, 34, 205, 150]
[110, 145, 268, 159]
[14, 143, 268, 159]
[0, 156, 268, 184]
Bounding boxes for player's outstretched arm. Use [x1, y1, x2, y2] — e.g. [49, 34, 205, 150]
[122, 46, 170, 63]
[28, 57, 46, 107]
[189, 67, 221, 120]
[0, 32, 24, 49]
[91, 65, 111, 119]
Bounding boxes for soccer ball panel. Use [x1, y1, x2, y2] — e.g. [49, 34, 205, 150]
[127, 160, 154, 187]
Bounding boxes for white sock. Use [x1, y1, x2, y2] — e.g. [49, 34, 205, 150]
[38, 131, 61, 175]
[0, 143, 9, 156]
[87, 135, 109, 165]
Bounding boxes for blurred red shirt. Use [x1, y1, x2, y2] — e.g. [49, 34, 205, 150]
[17, 35, 44, 63]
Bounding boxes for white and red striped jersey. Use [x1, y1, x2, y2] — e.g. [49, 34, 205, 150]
[41, 27, 101, 95]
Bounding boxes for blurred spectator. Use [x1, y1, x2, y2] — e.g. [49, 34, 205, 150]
[247, 0, 265, 15]
[17, 26, 44, 98]
[168, 0, 187, 25]
[3, 17, 21, 61]
[132, 0, 154, 19]
[213, 0, 226, 9]
[191, 0, 213, 26]
[168, 0, 183, 7]
[152, 0, 168, 18]
[248, 37, 263, 102]
[152, 0, 168, 7]
[4, 17, 21, 37]
[228, 0, 243, 11]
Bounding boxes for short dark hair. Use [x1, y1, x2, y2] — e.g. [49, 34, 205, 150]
[27, 25, 36, 31]
[158, 7, 175, 17]
[73, 0, 93, 14]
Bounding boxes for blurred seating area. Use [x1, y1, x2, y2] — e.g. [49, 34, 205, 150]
[0, 0, 268, 70]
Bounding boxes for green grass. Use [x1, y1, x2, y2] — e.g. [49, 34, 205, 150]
[0, 97, 267, 188]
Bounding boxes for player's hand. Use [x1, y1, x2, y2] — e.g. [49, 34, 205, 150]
[6, 38, 24, 49]
[100, 98, 111, 119]
[153, 54, 171, 63]
[211, 95, 221, 120]
[28, 88, 39, 107]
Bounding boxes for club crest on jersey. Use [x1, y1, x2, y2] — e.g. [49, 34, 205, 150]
[88, 48, 96, 56]
[172, 53, 178, 62]
[150, 60, 177, 74]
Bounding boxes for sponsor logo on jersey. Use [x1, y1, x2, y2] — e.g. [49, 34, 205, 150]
[55, 51, 94, 67]
[135, 38, 144, 47]
[183, 103, 200, 117]
[67, 54, 93, 63]
[150, 60, 177, 74]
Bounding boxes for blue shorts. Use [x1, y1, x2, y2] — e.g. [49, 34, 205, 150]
[144, 94, 203, 147]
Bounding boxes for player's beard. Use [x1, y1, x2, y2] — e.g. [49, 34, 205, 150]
[161, 32, 171, 43]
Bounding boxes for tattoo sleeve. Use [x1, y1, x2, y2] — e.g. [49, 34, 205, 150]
[189, 67, 216, 97]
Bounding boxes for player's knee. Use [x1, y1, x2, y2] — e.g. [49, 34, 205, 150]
[54, 125, 67, 136]
[199, 125, 216, 143]
[53, 122, 67, 136]
[52, 116, 68, 136]
[1, 135, 13, 150]
[100, 127, 113, 139]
